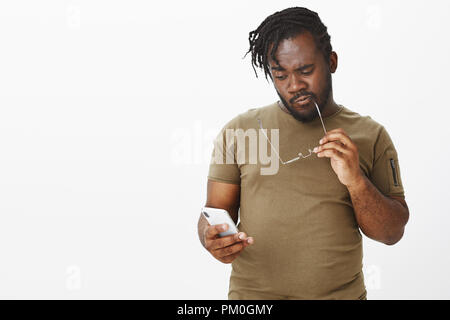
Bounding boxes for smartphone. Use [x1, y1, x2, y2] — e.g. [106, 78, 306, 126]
[201, 206, 239, 237]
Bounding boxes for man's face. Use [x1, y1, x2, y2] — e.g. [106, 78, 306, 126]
[268, 31, 332, 123]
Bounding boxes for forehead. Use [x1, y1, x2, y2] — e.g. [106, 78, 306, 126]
[268, 32, 318, 69]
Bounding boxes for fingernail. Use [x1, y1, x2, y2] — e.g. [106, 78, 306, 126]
[319, 139, 324, 144]
[313, 147, 318, 153]
[247, 238, 253, 244]
[239, 233, 245, 240]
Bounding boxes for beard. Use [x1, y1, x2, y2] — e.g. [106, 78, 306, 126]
[276, 72, 332, 123]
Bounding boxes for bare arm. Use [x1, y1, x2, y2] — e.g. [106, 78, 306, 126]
[314, 128, 409, 246]
[198, 179, 240, 248]
[347, 175, 409, 245]
[197, 179, 253, 264]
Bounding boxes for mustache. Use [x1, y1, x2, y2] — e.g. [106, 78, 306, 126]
[290, 92, 316, 103]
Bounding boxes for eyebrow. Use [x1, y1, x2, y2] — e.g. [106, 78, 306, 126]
[271, 64, 314, 71]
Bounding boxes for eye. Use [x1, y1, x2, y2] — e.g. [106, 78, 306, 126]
[275, 76, 287, 80]
[302, 71, 313, 75]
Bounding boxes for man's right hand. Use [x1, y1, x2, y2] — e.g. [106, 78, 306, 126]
[203, 224, 254, 264]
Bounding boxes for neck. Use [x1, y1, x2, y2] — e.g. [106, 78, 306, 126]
[320, 93, 340, 118]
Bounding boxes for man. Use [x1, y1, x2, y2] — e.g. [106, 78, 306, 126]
[197, 7, 409, 300]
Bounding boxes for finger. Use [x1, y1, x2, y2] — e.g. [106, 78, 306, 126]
[205, 223, 228, 240]
[324, 127, 347, 136]
[325, 127, 345, 134]
[320, 130, 354, 148]
[237, 234, 254, 245]
[215, 242, 245, 258]
[209, 232, 247, 250]
[314, 141, 349, 155]
[317, 148, 346, 160]
[239, 236, 254, 248]
[320, 130, 350, 145]
[221, 251, 242, 264]
[214, 237, 254, 261]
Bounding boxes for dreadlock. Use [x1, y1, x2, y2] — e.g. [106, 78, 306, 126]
[243, 7, 332, 82]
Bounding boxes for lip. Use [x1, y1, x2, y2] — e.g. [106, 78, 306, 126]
[293, 95, 311, 106]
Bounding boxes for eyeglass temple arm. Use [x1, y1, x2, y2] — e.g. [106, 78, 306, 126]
[257, 118, 287, 165]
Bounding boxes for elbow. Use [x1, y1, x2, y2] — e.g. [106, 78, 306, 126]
[384, 207, 409, 246]
[383, 227, 405, 246]
[384, 239, 400, 246]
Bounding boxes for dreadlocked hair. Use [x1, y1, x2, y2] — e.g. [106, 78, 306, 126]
[243, 7, 332, 82]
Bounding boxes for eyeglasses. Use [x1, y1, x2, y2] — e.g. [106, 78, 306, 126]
[257, 99, 327, 165]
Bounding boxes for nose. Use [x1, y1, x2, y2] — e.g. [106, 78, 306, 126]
[287, 74, 308, 95]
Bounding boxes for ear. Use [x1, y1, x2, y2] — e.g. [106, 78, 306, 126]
[329, 51, 338, 73]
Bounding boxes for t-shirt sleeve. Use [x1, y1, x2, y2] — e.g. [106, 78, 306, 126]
[369, 126, 405, 198]
[207, 121, 241, 185]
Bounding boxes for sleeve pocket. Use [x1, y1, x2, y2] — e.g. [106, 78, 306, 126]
[387, 157, 404, 195]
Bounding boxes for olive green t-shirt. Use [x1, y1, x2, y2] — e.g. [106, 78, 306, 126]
[207, 101, 405, 300]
